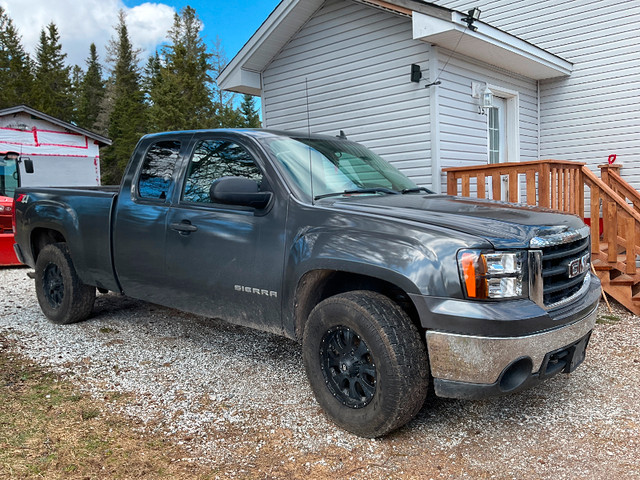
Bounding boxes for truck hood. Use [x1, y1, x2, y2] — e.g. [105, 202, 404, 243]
[328, 194, 586, 249]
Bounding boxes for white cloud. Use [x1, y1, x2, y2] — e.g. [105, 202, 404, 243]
[0, 0, 175, 69]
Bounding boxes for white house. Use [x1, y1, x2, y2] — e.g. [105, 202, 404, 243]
[218, 0, 640, 195]
[0, 105, 111, 186]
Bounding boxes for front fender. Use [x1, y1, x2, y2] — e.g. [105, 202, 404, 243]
[286, 227, 469, 298]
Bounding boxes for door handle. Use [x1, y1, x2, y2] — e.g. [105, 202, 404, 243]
[170, 221, 198, 235]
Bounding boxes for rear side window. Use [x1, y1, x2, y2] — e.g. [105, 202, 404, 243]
[137, 140, 181, 200]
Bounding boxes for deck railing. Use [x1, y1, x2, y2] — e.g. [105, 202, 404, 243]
[444, 161, 640, 314]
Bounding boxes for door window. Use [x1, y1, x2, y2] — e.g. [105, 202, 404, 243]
[182, 139, 263, 203]
[488, 96, 507, 165]
[137, 140, 181, 201]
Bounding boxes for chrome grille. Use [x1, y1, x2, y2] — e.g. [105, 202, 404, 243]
[539, 233, 591, 308]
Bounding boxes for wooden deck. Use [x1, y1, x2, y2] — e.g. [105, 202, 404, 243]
[444, 161, 640, 315]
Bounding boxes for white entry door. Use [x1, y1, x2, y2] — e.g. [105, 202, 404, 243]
[488, 96, 511, 200]
[488, 96, 507, 165]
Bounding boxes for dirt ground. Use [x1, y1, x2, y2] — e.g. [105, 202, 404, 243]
[1, 267, 639, 479]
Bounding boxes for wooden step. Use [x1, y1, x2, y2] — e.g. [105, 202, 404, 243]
[610, 274, 635, 286]
[592, 258, 614, 271]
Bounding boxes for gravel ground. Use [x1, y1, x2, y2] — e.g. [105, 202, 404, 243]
[1, 266, 639, 479]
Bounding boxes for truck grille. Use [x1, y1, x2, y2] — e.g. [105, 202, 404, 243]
[536, 229, 591, 308]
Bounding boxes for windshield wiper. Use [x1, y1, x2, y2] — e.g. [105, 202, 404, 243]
[401, 187, 433, 194]
[314, 187, 399, 201]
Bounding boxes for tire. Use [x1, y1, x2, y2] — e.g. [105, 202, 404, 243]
[34, 243, 96, 324]
[302, 291, 429, 438]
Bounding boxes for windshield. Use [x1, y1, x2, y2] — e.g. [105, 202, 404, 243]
[0, 157, 18, 198]
[259, 136, 427, 201]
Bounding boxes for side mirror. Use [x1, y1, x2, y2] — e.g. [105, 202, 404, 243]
[210, 176, 272, 209]
[23, 158, 34, 174]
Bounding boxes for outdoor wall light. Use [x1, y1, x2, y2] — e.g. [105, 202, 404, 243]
[462, 7, 481, 32]
[479, 85, 493, 115]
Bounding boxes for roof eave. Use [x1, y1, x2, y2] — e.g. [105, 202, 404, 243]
[218, 0, 325, 95]
[0, 104, 112, 146]
[218, 0, 573, 96]
[412, 11, 572, 80]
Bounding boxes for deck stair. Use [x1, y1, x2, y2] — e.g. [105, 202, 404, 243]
[444, 161, 640, 315]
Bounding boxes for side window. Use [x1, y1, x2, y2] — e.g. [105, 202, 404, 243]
[182, 139, 263, 203]
[137, 140, 181, 201]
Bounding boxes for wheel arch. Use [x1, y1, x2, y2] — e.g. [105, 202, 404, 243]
[291, 268, 421, 343]
[30, 227, 67, 263]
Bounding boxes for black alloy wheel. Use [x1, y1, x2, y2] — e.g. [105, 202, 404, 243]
[320, 326, 376, 408]
[42, 263, 65, 308]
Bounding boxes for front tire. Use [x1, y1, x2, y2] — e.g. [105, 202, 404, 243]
[302, 291, 429, 437]
[35, 243, 96, 324]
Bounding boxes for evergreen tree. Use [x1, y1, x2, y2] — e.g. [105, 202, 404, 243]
[142, 51, 162, 108]
[69, 65, 83, 123]
[76, 43, 105, 131]
[32, 23, 72, 120]
[0, 6, 33, 108]
[240, 94, 261, 128]
[210, 36, 238, 127]
[148, 6, 212, 131]
[100, 10, 147, 184]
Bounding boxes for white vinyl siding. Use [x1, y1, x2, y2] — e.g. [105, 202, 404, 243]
[262, 0, 433, 186]
[435, 50, 539, 190]
[434, 0, 640, 189]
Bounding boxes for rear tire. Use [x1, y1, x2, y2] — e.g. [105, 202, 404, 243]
[302, 291, 429, 437]
[35, 243, 96, 324]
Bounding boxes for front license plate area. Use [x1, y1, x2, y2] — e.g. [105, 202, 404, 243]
[540, 331, 592, 378]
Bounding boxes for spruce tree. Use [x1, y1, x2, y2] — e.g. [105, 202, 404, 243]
[32, 23, 72, 120]
[210, 36, 239, 127]
[101, 10, 147, 184]
[240, 94, 261, 128]
[148, 6, 212, 131]
[69, 65, 83, 124]
[0, 7, 33, 108]
[76, 43, 105, 131]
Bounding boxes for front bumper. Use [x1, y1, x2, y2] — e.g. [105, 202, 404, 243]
[425, 305, 597, 399]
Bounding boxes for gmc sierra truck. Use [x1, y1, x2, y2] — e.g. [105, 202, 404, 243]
[13, 129, 600, 437]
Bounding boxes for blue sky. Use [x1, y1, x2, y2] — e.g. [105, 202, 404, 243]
[2, 0, 281, 68]
[121, 0, 280, 62]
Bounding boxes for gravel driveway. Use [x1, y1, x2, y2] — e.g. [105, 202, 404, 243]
[1, 267, 639, 479]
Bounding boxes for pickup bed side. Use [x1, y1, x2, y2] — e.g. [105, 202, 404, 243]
[14, 186, 120, 292]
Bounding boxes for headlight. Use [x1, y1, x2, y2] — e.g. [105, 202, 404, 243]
[458, 250, 525, 299]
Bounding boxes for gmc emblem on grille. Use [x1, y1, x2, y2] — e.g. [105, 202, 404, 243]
[568, 253, 590, 278]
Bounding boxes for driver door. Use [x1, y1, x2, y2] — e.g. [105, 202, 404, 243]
[164, 135, 287, 334]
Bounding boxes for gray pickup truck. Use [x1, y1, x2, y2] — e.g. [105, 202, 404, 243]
[13, 129, 600, 437]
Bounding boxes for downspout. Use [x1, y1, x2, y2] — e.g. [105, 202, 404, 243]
[429, 45, 442, 193]
[537, 80, 541, 160]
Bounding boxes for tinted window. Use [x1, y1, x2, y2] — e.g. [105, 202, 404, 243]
[182, 139, 263, 203]
[138, 141, 181, 200]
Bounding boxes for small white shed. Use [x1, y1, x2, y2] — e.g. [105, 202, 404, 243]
[0, 105, 111, 186]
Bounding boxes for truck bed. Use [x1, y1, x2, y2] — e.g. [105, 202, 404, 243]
[14, 185, 120, 292]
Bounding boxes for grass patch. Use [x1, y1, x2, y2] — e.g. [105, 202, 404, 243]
[597, 314, 622, 325]
[0, 334, 214, 479]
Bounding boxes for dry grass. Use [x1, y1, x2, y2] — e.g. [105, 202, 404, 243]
[0, 335, 215, 480]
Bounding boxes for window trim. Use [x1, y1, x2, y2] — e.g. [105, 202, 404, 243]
[485, 83, 520, 165]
